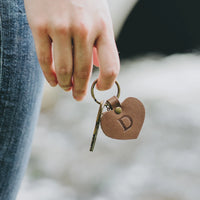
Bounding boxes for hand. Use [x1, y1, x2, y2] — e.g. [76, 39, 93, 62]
[24, 0, 120, 101]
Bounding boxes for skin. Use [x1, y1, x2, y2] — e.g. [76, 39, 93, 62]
[24, 0, 120, 101]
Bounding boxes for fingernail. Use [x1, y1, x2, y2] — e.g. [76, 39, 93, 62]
[64, 87, 72, 92]
[73, 93, 84, 101]
[61, 85, 72, 91]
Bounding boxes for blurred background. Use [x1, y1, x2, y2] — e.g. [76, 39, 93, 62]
[17, 0, 200, 199]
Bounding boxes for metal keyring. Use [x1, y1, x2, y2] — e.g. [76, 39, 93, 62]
[91, 79, 120, 105]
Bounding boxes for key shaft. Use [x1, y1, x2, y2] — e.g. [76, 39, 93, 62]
[89, 100, 104, 152]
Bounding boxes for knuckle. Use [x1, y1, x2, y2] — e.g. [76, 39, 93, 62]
[75, 71, 90, 80]
[57, 67, 72, 76]
[98, 15, 113, 35]
[33, 21, 48, 35]
[54, 23, 69, 35]
[38, 55, 51, 66]
[99, 16, 108, 31]
[103, 68, 119, 80]
[73, 22, 89, 39]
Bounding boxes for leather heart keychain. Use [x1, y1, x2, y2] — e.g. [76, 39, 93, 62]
[90, 79, 145, 151]
[101, 96, 145, 139]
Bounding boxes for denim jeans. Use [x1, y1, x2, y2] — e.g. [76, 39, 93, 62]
[0, 0, 44, 199]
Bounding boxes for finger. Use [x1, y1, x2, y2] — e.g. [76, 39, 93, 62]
[33, 33, 57, 87]
[72, 34, 93, 101]
[93, 47, 99, 67]
[53, 32, 73, 91]
[95, 35, 120, 90]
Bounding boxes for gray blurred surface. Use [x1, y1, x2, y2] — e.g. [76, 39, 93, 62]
[17, 54, 200, 200]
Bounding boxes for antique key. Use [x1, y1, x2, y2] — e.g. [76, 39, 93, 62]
[89, 79, 120, 152]
[89, 100, 105, 152]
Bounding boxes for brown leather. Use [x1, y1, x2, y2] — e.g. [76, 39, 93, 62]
[101, 97, 145, 140]
[106, 96, 121, 109]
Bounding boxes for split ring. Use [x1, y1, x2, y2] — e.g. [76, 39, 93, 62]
[91, 79, 120, 104]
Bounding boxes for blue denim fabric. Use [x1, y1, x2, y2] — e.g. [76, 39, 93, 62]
[0, 0, 44, 199]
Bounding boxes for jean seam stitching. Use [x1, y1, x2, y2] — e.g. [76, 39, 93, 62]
[0, 9, 2, 88]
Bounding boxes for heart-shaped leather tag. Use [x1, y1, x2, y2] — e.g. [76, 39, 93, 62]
[101, 97, 145, 139]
